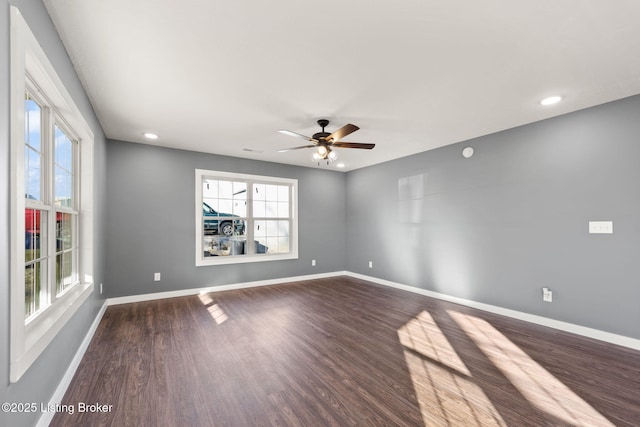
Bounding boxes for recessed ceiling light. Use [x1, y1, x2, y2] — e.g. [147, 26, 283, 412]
[540, 96, 562, 106]
[143, 132, 159, 140]
[336, 163, 346, 168]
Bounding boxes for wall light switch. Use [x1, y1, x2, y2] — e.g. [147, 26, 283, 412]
[589, 221, 613, 234]
[154, 272, 161, 281]
[312, 259, 316, 266]
[542, 287, 552, 302]
[369, 261, 373, 269]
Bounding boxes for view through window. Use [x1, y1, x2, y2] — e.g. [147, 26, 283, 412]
[196, 170, 298, 265]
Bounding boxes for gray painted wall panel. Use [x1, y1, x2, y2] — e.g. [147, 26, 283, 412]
[105, 140, 346, 297]
[346, 95, 640, 339]
[0, 1, 107, 426]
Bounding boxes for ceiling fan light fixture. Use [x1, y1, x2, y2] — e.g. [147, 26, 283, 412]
[317, 145, 328, 157]
[327, 150, 338, 161]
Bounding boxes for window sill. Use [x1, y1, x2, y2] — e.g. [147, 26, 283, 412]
[196, 252, 298, 267]
[11, 282, 93, 383]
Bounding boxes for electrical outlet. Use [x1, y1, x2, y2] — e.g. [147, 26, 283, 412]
[369, 261, 373, 269]
[154, 272, 161, 281]
[312, 259, 316, 266]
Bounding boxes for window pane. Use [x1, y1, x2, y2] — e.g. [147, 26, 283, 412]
[203, 179, 219, 199]
[233, 182, 247, 200]
[253, 200, 266, 218]
[265, 237, 278, 253]
[54, 125, 73, 170]
[254, 220, 266, 238]
[56, 251, 74, 295]
[25, 94, 43, 201]
[255, 220, 290, 255]
[218, 199, 233, 214]
[233, 200, 247, 217]
[254, 183, 265, 201]
[278, 237, 290, 253]
[266, 201, 278, 217]
[278, 185, 289, 203]
[25, 208, 45, 262]
[25, 94, 41, 152]
[203, 199, 219, 214]
[25, 261, 42, 318]
[232, 182, 247, 216]
[219, 180, 233, 199]
[25, 146, 42, 201]
[266, 220, 278, 236]
[55, 166, 73, 207]
[56, 212, 73, 251]
[54, 126, 74, 208]
[203, 235, 246, 257]
[278, 220, 290, 236]
[277, 202, 289, 218]
[265, 184, 278, 201]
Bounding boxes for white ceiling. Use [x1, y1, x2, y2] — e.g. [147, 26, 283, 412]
[43, 0, 640, 171]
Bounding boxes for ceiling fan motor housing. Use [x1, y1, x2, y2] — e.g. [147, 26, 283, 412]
[312, 132, 331, 141]
[314, 119, 331, 141]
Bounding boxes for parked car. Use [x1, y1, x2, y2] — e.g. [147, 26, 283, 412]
[203, 202, 245, 236]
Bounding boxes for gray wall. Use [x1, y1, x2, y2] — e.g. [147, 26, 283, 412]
[105, 140, 346, 297]
[0, 1, 107, 426]
[346, 95, 640, 340]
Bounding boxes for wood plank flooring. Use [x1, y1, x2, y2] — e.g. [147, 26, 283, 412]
[51, 276, 640, 426]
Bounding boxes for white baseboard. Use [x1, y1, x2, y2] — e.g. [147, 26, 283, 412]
[345, 271, 640, 351]
[107, 271, 346, 306]
[36, 300, 108, 427]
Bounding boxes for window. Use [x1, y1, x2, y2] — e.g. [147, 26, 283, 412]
[196, 169, 298, 265]
[10, 7, 94, 382]
[24, 91, 80, 318]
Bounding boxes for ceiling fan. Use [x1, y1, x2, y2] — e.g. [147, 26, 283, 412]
[278, 119, 375, 163]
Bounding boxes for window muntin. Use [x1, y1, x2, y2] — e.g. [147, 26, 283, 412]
[196, 170, 298, 265]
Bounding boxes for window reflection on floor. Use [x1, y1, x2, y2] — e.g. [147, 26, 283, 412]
[448, 310, 614, 427]
[198, 293, 229, 325]
[398, 311, 506, 426]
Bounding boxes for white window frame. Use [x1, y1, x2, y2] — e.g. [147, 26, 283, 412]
[195, 169, 298, 266]
[9, 6, 94, 383]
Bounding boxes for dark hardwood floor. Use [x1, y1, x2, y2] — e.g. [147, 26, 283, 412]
[51, 276, 640, 426]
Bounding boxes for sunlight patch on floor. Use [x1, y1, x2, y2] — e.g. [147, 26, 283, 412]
[399, 311, 506, 426]
[198, 293, 229, 325]
[448, 310, 614, 427]
[398, 310, 470, 376]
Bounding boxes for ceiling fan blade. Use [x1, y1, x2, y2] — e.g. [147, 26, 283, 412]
[278, 129, 316, 142]
[332, 142, 375, 149]
[277, 144, 317, 153]
[325, 123, 359, 142]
